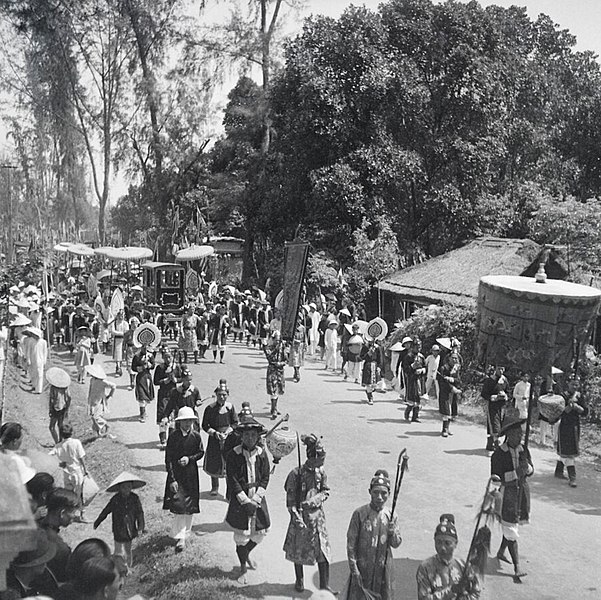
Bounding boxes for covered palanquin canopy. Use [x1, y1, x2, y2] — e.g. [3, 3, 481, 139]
[476, 275, 601, 374]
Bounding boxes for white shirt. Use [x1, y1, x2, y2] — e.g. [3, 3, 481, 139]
[425, 353, 440, 379]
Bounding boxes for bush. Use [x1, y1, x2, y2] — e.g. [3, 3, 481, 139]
[388, 303, 478, 375]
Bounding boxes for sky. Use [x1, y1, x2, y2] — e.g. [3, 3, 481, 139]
[301, 0, 601, 57]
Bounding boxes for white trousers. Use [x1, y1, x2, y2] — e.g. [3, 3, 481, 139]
[172, 514, 194, 540]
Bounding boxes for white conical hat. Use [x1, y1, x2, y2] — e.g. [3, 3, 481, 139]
[106, 471, 146, 493]
[86, 363, 107, 380]
[11, 314, 31, 327]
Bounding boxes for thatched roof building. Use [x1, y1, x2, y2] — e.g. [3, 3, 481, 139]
[379, 237, 568, 324]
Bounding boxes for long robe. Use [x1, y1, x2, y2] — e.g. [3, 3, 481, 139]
[132, 352, 155, 404]
[225, 444, 271, 532]
[345, 504, 402, 600]
[491, 442, 532, 524]
[557, 392, 588, 458]
[283, 464, 331, 565]
[30, 337, 48, 393]
[201, 401, 238, 478]
[162, 428, 204, 514]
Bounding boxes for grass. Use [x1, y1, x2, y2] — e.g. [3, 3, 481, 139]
[3, 351, 247, 600]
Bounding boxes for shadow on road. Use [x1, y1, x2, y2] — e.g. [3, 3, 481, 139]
[241, 581, 310, 598]
[404, 431, 442, 437]
[326, 556, 422, 598]
[238, 365, 264, 370]
[137, 464, 166, 472]
[127, 440, 161, 450]
[192, 520, 230, 534]
[444, 448, 490, 457]
[108, 414, 140, 423]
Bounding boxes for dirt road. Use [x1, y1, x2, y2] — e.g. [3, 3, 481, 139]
[97, 343, 600, 599]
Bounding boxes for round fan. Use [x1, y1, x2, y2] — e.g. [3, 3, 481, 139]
[133, 323, 162, 348]
[365, 317, 388, 341]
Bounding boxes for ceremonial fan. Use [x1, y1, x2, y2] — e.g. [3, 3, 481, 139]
[264, 414, 297, 473]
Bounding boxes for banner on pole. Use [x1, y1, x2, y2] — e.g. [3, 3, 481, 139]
[281, 241, 310, 342]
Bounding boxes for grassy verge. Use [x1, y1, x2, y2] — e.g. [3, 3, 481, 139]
[3, 352, 247, 600]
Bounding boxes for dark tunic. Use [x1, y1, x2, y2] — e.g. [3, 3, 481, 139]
[225, 444, 271, 532]
[360, 344, 381, 386]
[557, 392, 588, 457]
[201, 401, 238, 477]
[162, 428, 204, 514]
[153, 363, 180, 422]
[164, 384, 202, 421]
[406, 352, 426, 403]
[437, 362, 462, 416]
[491, 443, 532, 523]
[94, 492, 144, 542]
[481, 375, 508, 435]
[132, 352, 155, 403]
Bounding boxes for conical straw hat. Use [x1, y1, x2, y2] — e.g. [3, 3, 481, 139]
[45, 367, 71, 389]
[85, 363, 107, 380]
[106, 471, 146, 493]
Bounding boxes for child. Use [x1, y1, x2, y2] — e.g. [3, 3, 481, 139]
[86, 363, 116, 438]
[46, 367, 72, 444]
[50, 423, 88, 519]
[94, 471, 146, 567]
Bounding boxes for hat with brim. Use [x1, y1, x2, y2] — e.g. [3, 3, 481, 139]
[436, 337, 452, 351]
[106, 471, 147, 493]
[401, 336, 413, 346]
[389, 341, 405, 352]
[234, 414, 266, 434]
[339, 308, 351, 318]
[309, 302, 317, 310]
[46, 367, 71, 389]
[24, 326, 43, 338]
[175, 406, 197, 421]
[78, 326, 91, 335]
[11, 314, 31, 327]
[498, 416, 527, 437]
[13, 530, 56, 569]
[551, 366, 563, 375]
[86, 363, 107, 380]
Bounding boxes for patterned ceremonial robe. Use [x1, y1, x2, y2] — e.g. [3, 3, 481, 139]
[201, 400, 238, 477]
[179, 314, 199, 352]
[266, 339, 288, 395]
[283, 464, 331, 565]
[416, 555, 480, 600]
[225, 444, 271, 532]
[345, 504, 402, 600]
[208, 313, 230, 347]
[491, 442, 532, 524]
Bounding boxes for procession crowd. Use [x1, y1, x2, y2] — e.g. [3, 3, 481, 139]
[0, 274, 590, 600]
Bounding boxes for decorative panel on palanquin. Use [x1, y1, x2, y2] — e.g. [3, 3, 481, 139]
[476, 275, 601, 374]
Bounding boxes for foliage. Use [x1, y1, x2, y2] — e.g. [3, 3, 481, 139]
[528, 197, 601, 276]
[388, 303, 478, 369]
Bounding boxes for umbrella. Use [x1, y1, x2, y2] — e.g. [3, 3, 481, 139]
[53, 242, 75, 253]
[103, 246, 153, 261]
[67, 244, 95, 257]
[94, 246, 113, 257]
[175, 244, 214, 262]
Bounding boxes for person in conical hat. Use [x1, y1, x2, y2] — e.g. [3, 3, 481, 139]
[94, 472, 146, 567]
[162, 406, 204, 553]
[86, 364, 116, 439]
[46, 368, 72, 444]
[225, 412, 271, 584]
[491, 415, 533, 580]
[324, 317, 339, 372]
[345, 469, 402, 600]
[283, 434, 334, 594]
[416, 513, 481, 599]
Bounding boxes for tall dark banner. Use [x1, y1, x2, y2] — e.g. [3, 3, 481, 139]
[281, 241, 310, 342]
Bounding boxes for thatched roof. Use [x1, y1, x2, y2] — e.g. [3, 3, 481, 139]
[380, 237, 550, 307]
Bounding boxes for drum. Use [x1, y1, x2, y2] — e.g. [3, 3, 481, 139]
[538, 394, 565, 423]
[265, 427, 297, 465]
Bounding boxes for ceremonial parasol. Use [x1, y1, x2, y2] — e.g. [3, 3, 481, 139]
[67, 244, 95, 257]
[477, 274, 601, 374]
[53, 242, 74, 253]
[132, 323, 162, 348]
[103, 246, 153, 261]
[174, 244, 214, 262]
[94, 247, 113, 257]
[185, 268, 201, 293]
